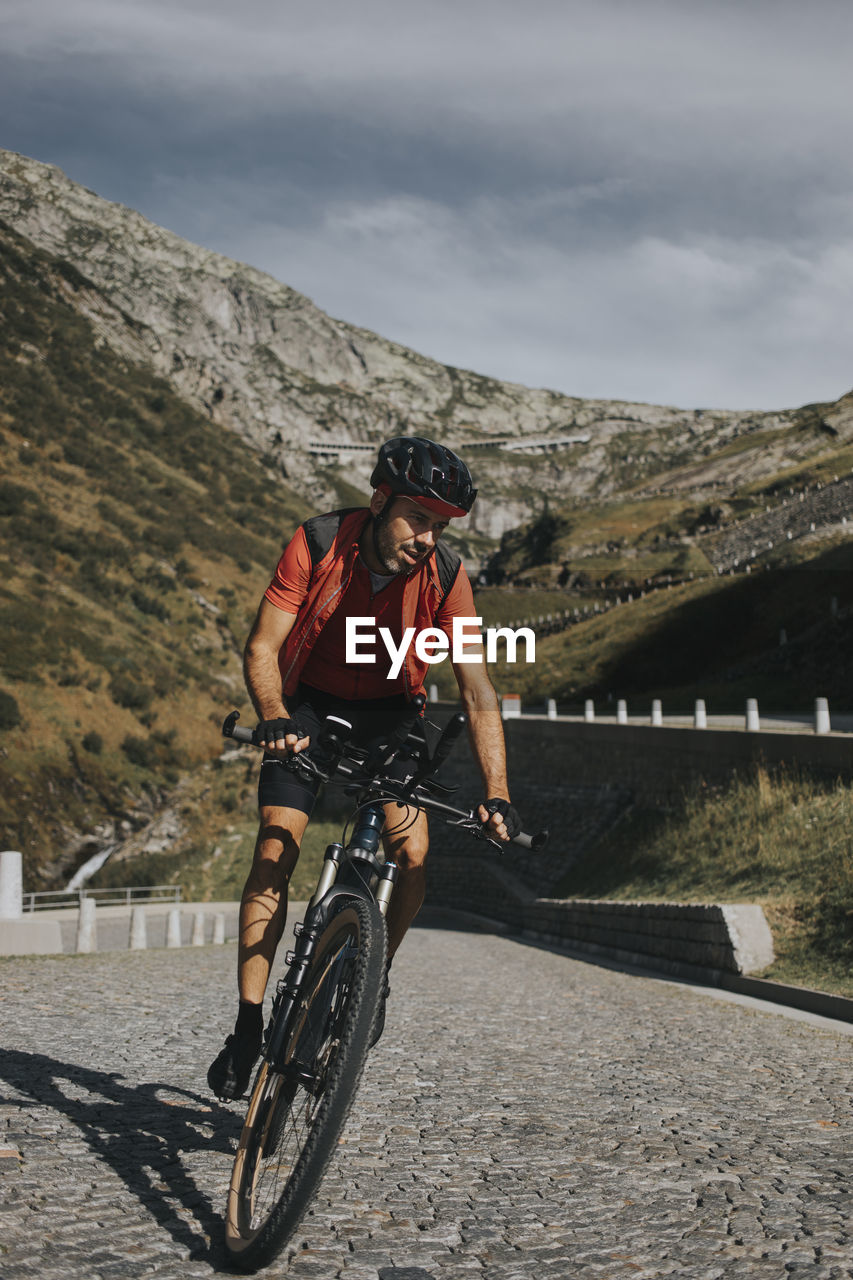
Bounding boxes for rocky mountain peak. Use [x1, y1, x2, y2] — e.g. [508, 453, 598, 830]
[1, 147, 849, 542]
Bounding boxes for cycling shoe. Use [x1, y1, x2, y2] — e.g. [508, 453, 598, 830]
[207, 1031, 262, 1100]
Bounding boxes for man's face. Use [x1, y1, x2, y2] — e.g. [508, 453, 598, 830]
[372, 496, 451, 575]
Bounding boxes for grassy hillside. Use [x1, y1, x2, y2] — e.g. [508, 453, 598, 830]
[489, 492, 716, 586]
[462, 533, 851, 714]
[490, 456, 852, 593]
[552, 766, 853, 998]
[0, 219, 308, 886]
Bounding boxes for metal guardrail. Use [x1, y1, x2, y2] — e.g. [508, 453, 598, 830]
[22, 885, 182, 913]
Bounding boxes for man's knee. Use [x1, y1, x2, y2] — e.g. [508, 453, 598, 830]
[394, 835, 429, 873]
[383, 807, 429, 872]
[246, 807, 307, 893]
[257, 804, 308, 852]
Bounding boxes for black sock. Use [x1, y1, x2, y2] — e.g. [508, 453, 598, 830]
[235, 1000, 264, 1039]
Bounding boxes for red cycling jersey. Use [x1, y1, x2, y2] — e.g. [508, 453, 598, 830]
[264, 523, 477, 699]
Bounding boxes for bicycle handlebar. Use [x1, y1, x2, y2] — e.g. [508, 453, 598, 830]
[221, 709, 548, 852]
[223, 714, 261, 746]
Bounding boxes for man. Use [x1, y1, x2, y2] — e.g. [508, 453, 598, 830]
[208, 436, 519, 1100]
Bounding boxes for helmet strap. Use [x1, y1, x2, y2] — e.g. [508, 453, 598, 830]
[370, 502, 393, 572]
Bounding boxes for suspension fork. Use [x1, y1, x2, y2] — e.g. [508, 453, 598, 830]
[263, 801, 398, 1069]
[343, 801, 399, 917]
[264, 915, 322, 1069]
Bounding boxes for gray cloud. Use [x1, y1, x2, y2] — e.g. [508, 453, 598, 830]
[2, 0, 853, 407]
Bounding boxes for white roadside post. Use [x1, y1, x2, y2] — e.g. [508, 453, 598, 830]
[501, 694, 522, 720]
[546, 698, 557, 720]
[745, 698, 760, 732]
[584, 699, 595, 723]
[0, 850, 62, 956]
[0, 851, 23, 921]
[191, 911, 206, 946]
[213, 913, 226, 945]
[814, 697, 831, 735]
[75, 897, 97, 953]
[166, 908, 182, 948]
[651, 699, 663, 726]
[129, 906, 147, 950]
[616, 699, 628, 725]
[694, 699, 707, 729]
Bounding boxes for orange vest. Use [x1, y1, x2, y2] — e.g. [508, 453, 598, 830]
[279, 508, 460, 701]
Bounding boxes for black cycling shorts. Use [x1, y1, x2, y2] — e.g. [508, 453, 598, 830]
[257, 683, 426, 816]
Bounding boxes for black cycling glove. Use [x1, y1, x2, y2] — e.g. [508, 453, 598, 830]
[255, 717, 309, 749]
[481, 798, 521, 840]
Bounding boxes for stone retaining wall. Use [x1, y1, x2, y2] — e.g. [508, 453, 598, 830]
[425, 713, 853, 874]
[422, 709, 838, 974]
[426, 854, 775, 979]
[498, 717, 853, 810]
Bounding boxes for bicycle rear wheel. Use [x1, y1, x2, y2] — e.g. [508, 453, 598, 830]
[225, 896, 386, 1271]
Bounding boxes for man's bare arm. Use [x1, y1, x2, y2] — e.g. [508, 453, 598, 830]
[243, 600, 308, 755]
[244, 599, 297, 717]
[451, 651, 512, 839]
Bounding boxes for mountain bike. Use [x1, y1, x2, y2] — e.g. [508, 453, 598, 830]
[219, 696, 547, 1271]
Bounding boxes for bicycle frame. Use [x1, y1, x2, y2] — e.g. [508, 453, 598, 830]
[221, 702, 547, 1076]
[262, 802, 395, 1073]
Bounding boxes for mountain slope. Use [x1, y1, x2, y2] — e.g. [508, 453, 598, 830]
[2, 147, 852, 892]
[5, 147, 846, 545]
[475, 537, 853, 715]
[0, 216, 305, 886]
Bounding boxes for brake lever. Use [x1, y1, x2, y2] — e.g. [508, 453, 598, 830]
[444, 813, 504, 852]
[470, 823, 505, 852]
[284, 753, 327, 782]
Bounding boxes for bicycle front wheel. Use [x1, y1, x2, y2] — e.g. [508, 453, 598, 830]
[225, 896, 386, 1271]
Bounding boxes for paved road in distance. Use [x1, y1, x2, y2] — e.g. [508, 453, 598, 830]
[1, 924, 851, 1279]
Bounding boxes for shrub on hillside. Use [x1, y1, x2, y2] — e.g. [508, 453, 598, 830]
[0, 601, 48, 682]
[109, 673, 153, 712]
[0, 480, 35, 516]
[130, 589, 171, 621]
[0, 690, 22, 730]
[57, 665, 85, 688]
[121, 728, 179, 771]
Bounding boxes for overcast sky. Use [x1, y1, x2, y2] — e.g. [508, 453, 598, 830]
[2, 0, 853, 410]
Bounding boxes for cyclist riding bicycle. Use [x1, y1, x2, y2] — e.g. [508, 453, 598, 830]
[208, 436, 520, 1100]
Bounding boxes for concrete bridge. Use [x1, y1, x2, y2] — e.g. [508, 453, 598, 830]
[1, 917, 850, 1279]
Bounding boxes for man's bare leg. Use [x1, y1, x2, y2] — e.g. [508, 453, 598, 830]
[381, 805, 429, 957]
[238, 804, 311, 1003]
[208, 803, 311, 1098]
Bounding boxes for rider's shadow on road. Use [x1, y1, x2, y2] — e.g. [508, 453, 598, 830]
[0, 1048, 242, 1265]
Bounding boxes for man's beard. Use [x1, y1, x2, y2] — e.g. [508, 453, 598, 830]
[372, 517, 431, 575]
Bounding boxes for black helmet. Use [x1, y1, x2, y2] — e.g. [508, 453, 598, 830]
[370, 436, 477, 517]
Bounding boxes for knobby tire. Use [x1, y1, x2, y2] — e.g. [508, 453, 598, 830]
[224, 896, 386, 1271]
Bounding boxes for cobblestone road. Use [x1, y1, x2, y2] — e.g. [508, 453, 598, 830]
[1, 923, 852, 1279]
